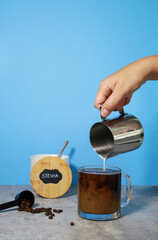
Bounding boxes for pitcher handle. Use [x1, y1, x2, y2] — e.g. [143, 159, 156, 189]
[119, 108, 125, 117]
[121, 172, 133, 208]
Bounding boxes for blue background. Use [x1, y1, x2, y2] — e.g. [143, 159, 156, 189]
[0, 0, 158, 185]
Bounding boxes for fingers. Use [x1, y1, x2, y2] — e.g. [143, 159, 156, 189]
[113, 94, 132, 111]
[113, 99, 125, 111]
[101, 93, 132, 117]
[101, 87, 125, 117]
[95, 77, 132, 118]
[124, 94, 132, 106]
[94, 79, 113, 110]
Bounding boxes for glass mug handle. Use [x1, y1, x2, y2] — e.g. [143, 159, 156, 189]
[121, 172, 133, 208]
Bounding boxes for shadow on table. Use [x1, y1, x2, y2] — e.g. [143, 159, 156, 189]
[60, 185, 77, 198]
[0, 208, 18, 213]
[121, 186, 158, 217]
[59, 164, 77, 198]
[69, 147, 78, 185]
[58, 147, 78, 199]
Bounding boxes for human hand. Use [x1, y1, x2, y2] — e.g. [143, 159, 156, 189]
[94, 56, 158, 117]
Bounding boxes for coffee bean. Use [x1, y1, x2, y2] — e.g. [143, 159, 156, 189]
[57, 209, 63, 213]
[35, 209, 40, 213]
[40, 208, 45, 212]
[45, 212, 51, 216]
[38, 208, 43, 213]
[58, 209, 63, 213]
[31, 209, 36, 214]
[20, 199, 31, 210]
[17, 202, 63, 220]
[18, 208, 23, 211]
[26, 208, 31, 212]
[40, 208, 46, 212]
[70, 222, 75, 226]
[46, 208, 52, 211]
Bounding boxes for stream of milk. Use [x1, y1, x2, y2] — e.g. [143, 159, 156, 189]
[101, 153, 110, 171]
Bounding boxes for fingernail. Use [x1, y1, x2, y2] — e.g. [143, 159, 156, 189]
[102, 108, 110, 117]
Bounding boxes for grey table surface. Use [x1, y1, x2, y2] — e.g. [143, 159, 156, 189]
[0, 185, 158, 240]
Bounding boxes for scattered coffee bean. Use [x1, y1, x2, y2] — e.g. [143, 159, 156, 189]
[20, 199, 31, 210]
[42, 209, 47, 212]
[55, 209, 63, 213]
[45, 212, 51, 216]
[35, 209, 41, 213]
[18, 208, 23, 211]
[70, 222, 75, 226]
[46, 208, 52, 211]
[26, 208, 31, 212]
[17, 199, 65, 220]
[31, 210, 36, 214]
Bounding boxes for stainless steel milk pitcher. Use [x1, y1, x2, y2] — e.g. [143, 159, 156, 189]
[90, 109, 144, 159]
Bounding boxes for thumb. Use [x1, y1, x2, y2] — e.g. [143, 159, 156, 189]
[101, 88, 124, 117]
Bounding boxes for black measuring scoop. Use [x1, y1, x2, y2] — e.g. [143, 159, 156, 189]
[0, 190, 35, 211]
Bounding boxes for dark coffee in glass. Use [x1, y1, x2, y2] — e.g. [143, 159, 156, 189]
[78, 166, 132, 220]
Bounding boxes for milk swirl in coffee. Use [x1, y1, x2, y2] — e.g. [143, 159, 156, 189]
[78, 167, 121, 214]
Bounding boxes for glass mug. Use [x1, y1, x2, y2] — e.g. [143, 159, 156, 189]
[78, 166, 132, 220]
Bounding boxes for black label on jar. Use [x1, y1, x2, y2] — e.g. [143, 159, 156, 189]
[39, 169, 62, 184]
